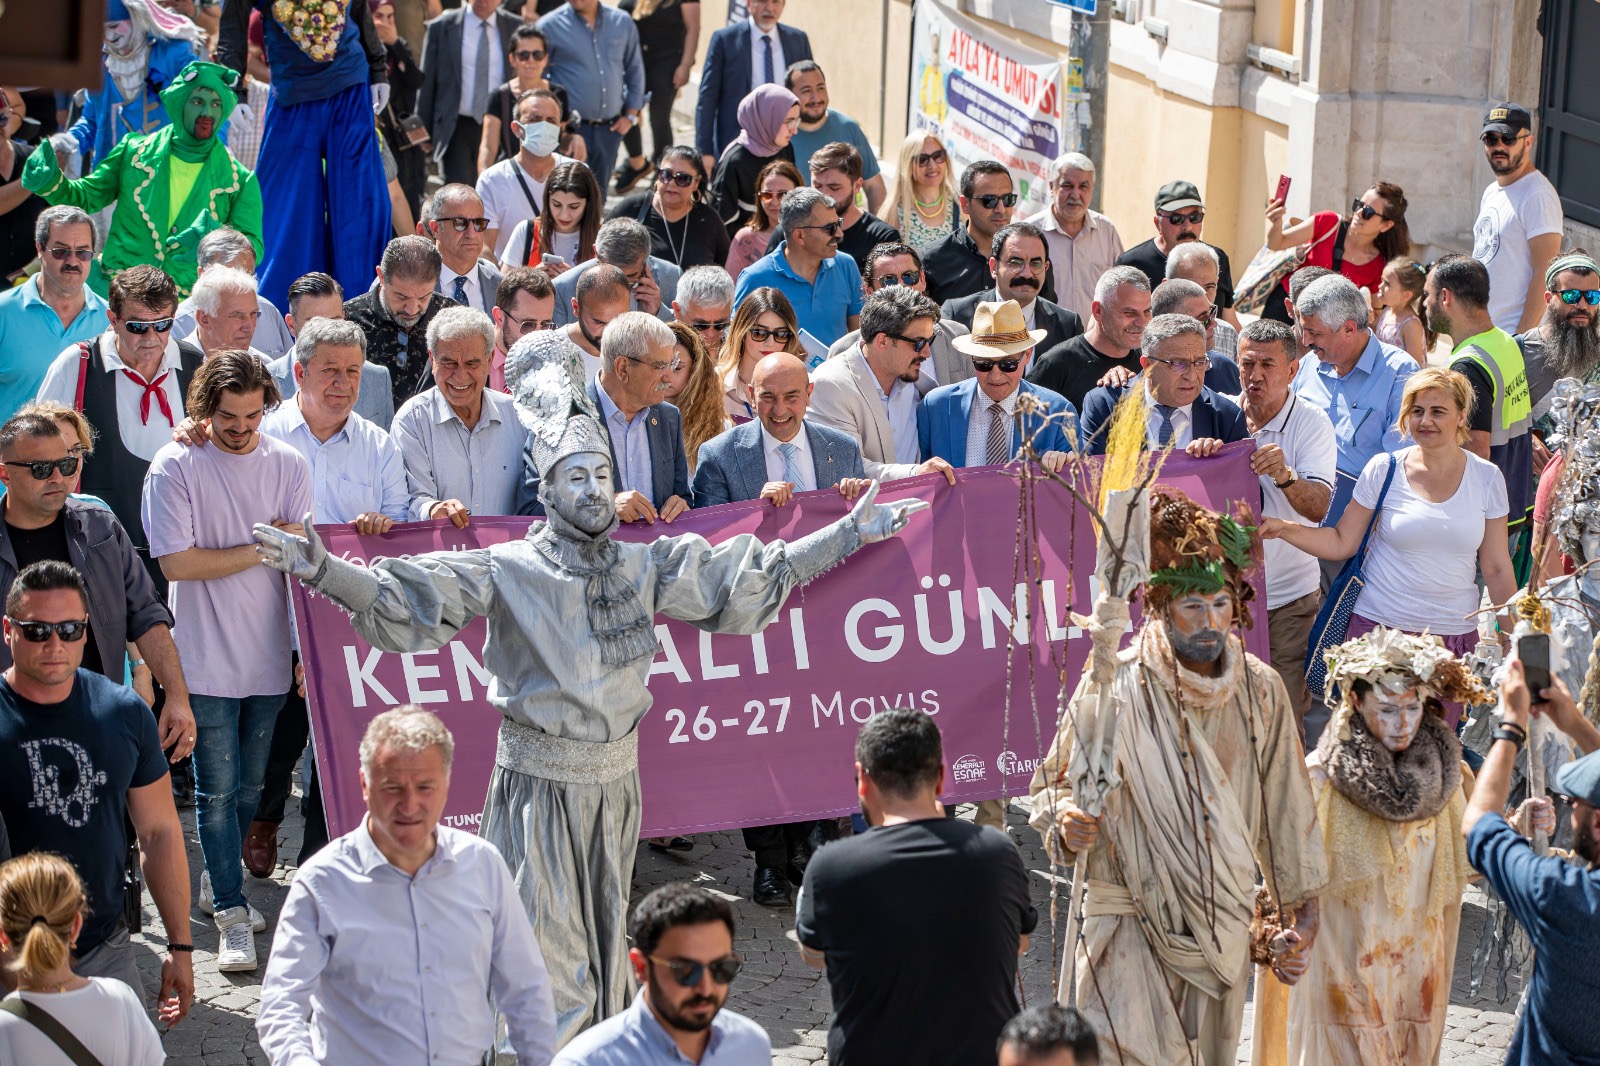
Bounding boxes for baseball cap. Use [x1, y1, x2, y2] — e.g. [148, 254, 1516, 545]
[1481, 103, 1532, 138]
[1553, 749, 1600, 807]
[1155, 180, 1204, 212]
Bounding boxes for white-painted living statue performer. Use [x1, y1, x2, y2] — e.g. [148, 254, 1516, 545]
[253, 312, 929, 1042]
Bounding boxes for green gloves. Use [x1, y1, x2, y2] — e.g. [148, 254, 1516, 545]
[21, 143, 63, 195]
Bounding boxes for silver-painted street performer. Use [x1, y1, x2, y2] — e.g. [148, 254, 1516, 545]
[252, 313, 929, 1042]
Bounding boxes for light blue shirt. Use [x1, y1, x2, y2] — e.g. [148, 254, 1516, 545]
[1291, 330, 1416, 523]
[732, 243, 863, 347]
[552, 990, 772, 1066]
[595, 381, 653, 498]
[536, 3, 645, 122]
[392, 387, 528, 519]
[0, 277, 108, 423]
[261, 397, 410, 524]
[257, 822, 558, 1066]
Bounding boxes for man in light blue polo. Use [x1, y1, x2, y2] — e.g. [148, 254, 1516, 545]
[0, 206, 108, 422]
[733, 187, 863, 351]
[1290, 273, 1417, 534]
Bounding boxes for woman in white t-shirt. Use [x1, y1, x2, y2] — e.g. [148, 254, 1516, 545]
[1263, 366, 1519, 726]
[0, 853, 166, 1066]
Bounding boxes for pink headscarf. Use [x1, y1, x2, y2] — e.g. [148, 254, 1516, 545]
[729, 84, 800, 160]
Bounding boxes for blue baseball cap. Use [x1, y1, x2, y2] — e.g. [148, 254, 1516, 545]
[1553, 749, 1600, 807]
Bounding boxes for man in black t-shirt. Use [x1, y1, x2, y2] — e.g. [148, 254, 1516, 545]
[1028, 264, 1152, 410]
[1114, 180, 1236, 325]
[797, 708, 1037, 1066]
[0, 560, 192, 1023]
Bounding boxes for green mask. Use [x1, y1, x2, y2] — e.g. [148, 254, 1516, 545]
[160, 61, 239, 163]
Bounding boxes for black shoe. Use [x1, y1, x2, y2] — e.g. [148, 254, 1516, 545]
[171, 757, 196, 809]
[785, 838, 811, 887]
[754, 865, 792, 907]
[612, 159, 652, 196]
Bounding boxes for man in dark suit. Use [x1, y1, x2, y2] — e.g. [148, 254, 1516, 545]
[421, 184, 503, 314]
[1078, 313, 1249, 456]
[691, 351, 871, 905]
[695, 0, 813, 171]
[942, 222, 1082, 355]
[514, 311, 691, 519]
[417, 0, 521, 185]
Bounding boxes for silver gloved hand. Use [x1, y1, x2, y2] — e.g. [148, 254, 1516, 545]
[848, 480, 930, 545]
[253, 512, 326, 581]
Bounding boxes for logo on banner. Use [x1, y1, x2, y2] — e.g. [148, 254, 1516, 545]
[997, 750, 1040, 778]
[953, 754, 987, 783]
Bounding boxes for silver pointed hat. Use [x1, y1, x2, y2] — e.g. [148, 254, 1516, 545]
[504, 330, 611, 479]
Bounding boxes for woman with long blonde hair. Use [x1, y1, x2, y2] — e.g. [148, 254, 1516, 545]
[883, 130, 961, 250]
[715, 288, 803, 421]
[664, 320, 731, 472]
[0, 853, 166, 1064]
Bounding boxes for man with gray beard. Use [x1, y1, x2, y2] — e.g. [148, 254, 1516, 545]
[1518, 252, 1600, 460]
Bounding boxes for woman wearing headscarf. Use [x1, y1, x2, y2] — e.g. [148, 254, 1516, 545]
[708, 84, 800, 240]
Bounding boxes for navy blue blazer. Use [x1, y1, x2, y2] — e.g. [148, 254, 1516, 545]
[917, 379, 1078, 466]
[514, 381, 692, 515]
[1077, 381, 1248, 456]
[691, 420, 864, 507]
[694, 21, 813, 160]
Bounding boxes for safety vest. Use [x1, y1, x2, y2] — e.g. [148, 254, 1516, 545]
[1452, 328, 1531, 445]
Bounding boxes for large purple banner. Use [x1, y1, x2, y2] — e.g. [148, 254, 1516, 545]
[294, 443, 1265, 838]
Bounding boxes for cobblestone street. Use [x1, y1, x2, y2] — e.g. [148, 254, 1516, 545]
[127, 780, 1523, 1064]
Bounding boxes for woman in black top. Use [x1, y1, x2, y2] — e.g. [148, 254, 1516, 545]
[605, 146, 730, 270]
[477, 25, 579, 175]
[613, 0, 701, 193]
[709, 85, 800, 240]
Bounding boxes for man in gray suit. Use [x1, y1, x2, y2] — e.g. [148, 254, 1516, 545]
[422, 184, 503, 316]
[514, 312, 691, 521]
[417, 0, 522, 185]
[552, 218, 680, 328]
[827, 243, 972, 396]
[691, 351, 870, 905]
[267, 271, 395, 430]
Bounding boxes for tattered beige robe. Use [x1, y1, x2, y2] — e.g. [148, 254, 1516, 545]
[1031, 629, 1328, 1066]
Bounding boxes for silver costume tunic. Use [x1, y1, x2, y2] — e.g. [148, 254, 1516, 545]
[311, 512, 860, 1044]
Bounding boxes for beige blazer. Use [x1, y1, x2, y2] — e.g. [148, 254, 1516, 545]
[808, 346, 922, 481]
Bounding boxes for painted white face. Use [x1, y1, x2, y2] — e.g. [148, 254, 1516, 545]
[1358, 684, 1426, 753]
[1580, 521, 1600, 569]
[542, 451, 613, 534]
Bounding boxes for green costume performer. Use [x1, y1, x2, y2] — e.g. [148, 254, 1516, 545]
[23, 61, 263, 296]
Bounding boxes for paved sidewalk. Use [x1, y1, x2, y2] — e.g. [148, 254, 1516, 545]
[132, 790, 1519, 1064]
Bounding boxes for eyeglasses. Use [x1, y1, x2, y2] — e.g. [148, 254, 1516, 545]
[689, 319, 731, 334]
[1557, 289, 1600, 306]
[1001, 257, 1048, 273]
[656, 168, 696, 188]
[1350, 198, 1387, 222]
[4, 457, 80, 480]
[1159, 209, 1205, 226]
[872, 270, 922, 288]
[758, 189, 792, 202]
[5, 617, 89, 643]
[647, 954, 743, 988]
[795, 220, 843, 237]
[46, 246, 94, 262]
[972, 193, 1018, 210]
[1481, 131, 1525, 148]
[889, 332, 934, 353]
[628, 354, 684, 373]
[1148, 354, 1209, 374]
[1193, 304, 1217, 327]
[913, 149, 947, 167]
[747, 326, 794, 343]
[512, 49, 546, 61]
[120, 317, 174, 335]
[972, 356, 1022, 373]
[506, 313, 554, 335]
[436, 216, 490, 233]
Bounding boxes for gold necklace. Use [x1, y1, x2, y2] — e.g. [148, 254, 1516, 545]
[21, 976, 78, 993]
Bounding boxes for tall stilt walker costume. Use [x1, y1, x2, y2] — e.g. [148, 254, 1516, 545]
[253, 327, 929, 1044]
[216, 0, 392, 308]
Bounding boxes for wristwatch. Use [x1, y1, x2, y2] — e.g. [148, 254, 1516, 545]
[1274, 469, 1298, 489]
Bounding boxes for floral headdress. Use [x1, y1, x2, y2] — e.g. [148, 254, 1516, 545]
[1142, 488, 1260, 628]
[1322, 627, 1488, 738]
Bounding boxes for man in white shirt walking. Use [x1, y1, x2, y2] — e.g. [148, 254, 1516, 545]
[1473, 103, 1565, 334]
[478, 88, 571, 261]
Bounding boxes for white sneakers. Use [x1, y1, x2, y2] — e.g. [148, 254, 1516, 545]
[198, 869, 266, 932]
[213, 906, 258, 973]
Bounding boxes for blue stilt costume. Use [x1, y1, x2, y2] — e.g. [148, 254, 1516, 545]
[216, 0, 391, 309]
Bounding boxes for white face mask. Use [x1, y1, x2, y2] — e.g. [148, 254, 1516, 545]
[519, 120, 562, 157]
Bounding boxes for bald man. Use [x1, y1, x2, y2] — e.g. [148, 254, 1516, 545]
[689, 351, 870, 905]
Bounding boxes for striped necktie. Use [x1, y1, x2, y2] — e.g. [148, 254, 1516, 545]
[985, 402, 1010, 465]
[778, 440, 805, 486]
[1155, 404, 1176, 447]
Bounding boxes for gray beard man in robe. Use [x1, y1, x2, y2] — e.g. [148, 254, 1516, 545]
[254, 312, 929, 1044]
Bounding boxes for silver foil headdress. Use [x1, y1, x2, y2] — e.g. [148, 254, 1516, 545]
[504, 330, 611, 479]
[1549, 376, 1600, 563]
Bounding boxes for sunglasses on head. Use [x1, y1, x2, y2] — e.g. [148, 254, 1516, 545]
[913, 149, 947, 167]
[647, 954, 743, 987]
[512, 49, 546, 61]
[889, 332, 934, 353]
[691, 319, 731, 333]
[1159, 209, 1205, 226]
[972, 356, 1022, 373]
[1558, 289, 1600, 306]
[1350, 198, 1387, 222]
[973, 193, 1018, 210]
[6, 617, 89, 643]
[5, 457, 80, 480]
[747, 326, 794, 343]
[436, 216, 490, 233]
[872, 270, 922, 288]
[120, 317, 174, 336]
[656, 168, 695, 188]
[46, 246, 94, 262]
[1481, 131, 1524, 148]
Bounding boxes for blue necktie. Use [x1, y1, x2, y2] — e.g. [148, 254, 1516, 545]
[452, 275, 469, 306]
[1155, 404, 1175, 447]
[778, 440, 805, 487]
[762, 35, 775, 85]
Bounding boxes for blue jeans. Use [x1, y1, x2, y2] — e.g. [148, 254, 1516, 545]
[579, 125, 625, 204]
[192, 692, 286, 913]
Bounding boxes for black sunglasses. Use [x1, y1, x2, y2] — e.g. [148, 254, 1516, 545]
[656, 169, 696, 188]
[872, 270, 922, 288]
[973, 193, 1018, 210]
[690, 319, 731, 333]
[747, 326, 794, 343]
[1159, 209, 1205, 225]
[6, 617, 89, 643]
[5, 457, 80, 480]
[436, 216, 490, 233]
[972, 357, 1022, 373]
[512, 49, 546, 61]
[121, 317, 174, 335]
[1481, 131, 1525, 148]
[1350, 198, 1387, 222]
[796, 220, 843, 237]
[1557, 289, 1600, 306]
[890, 332, 934, 353]
[46, 246, 95, 262]
[913, 149, 946, 167]
[647, 954, 743, 987]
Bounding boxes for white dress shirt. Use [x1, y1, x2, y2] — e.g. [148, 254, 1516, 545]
[257, 821, 558, 1066]
[440, 262, 489, 313]
[964, 388, 1020, 467]
[392, 387, 528, 518]
[869, 360, 921, 466]
[459, 10, 504, 117]
[761, 422, 816, 491]
[748, 21, 786, 87]
[261, 398, 411, 524]
[37, 330, 186, 460]
[1024, 207, 1125, 322]
[1144, 391, 1194, 449]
